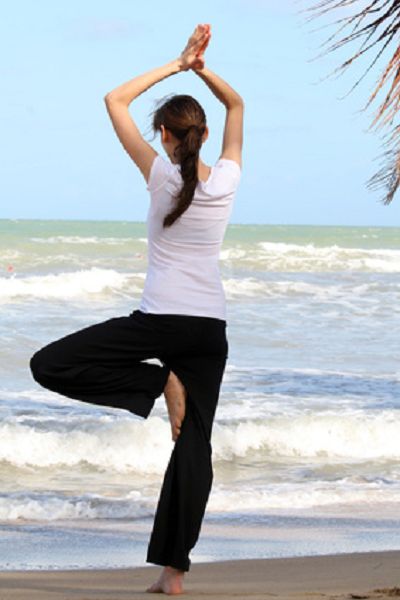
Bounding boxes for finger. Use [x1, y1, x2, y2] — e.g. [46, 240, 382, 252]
[188, 27, 205, 48]
[196, 24, 209, 40]
[199, 31, 211, 46]
[194, 27, 208, 42]
[194, 31, 209, 49]
[196, 43, 208, 57]
[196, 34, 210, 55]
[192, 57, 205, 71]
[189, 24, 201, 42]
[189, 35, 208, 54]
[195, 24, 205, 38]
[197, 57, 205, 69]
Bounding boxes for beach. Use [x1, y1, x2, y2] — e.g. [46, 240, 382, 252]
[0, 551, 399, 599]
[1, 219, 399, 577]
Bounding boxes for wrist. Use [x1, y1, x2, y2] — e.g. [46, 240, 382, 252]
[174, 56, 189, 72]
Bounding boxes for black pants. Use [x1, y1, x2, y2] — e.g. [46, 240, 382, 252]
[29, 308, 228, 572]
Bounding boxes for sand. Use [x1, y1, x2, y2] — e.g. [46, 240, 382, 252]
[0, 550, 399, 599]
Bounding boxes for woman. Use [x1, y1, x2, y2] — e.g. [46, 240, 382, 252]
[29, 23, 243, 595]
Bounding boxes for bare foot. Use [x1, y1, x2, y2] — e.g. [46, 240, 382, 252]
[146, 565, 185, 595]
[163, 370, 187, 442]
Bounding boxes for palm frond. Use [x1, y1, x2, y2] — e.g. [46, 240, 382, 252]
[303, 0, 400, 204]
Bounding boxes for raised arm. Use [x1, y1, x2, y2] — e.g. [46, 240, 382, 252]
[194, 65, 244, 168]
[102, 24, 211, 185]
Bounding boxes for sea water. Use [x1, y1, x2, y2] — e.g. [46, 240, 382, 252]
[0, 218, 399, 569]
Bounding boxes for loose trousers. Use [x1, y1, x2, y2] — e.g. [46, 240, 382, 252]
[29, 308, 228, 572]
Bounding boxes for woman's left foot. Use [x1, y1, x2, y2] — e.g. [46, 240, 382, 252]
[163, 370, 187, 441]
[146, 565, 185, 595]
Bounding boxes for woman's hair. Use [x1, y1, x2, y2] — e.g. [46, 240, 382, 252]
[150, 94, 207, 228]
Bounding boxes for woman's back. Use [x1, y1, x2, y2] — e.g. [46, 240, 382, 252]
[139, 154, 242, 319]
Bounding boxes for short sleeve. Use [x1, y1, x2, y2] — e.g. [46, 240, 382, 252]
[216, 158, 242, 190]
[146, 155, 170, 193]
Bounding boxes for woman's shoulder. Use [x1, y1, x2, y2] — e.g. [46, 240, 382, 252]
[211, 157, 242, 190]
[147, 153, 242, 195]
[214, 157, 241, 174]
[146, 154, 174, 193]
[151, 153, 241, 174]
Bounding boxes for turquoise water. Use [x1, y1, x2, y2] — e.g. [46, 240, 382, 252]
[2, 218, 400, 249]
[0, 218, 399, 569]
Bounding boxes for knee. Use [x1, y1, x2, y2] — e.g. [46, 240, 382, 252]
[29, 349, 50, 385]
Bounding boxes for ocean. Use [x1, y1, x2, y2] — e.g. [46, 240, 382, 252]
[0, 218, 399, 570]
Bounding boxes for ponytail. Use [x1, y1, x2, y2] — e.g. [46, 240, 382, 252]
[164, 124, 206, 228]
[149, 94, 207, 228]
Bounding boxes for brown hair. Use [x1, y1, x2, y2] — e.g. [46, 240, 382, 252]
[149, 94, 207, 227]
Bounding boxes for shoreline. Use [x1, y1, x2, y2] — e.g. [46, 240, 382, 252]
[0, 550, 398, 599]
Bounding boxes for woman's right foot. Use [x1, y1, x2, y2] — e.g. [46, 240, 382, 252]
[163, 370, 187, 442]
[146, 565, 185, 595]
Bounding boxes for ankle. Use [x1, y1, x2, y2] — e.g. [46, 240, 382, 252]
[165, 565, 184, 576]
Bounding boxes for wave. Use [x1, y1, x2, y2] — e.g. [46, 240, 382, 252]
[212, 412, 400, 461]
[0, 268, 146, 302]
[0, 489, 153, 521]
[3, 242, 399, 283]
[208, 480, 400, 512]
[1, 268, 398, 303]
[0, 477, 399, 521]
[1, 409, 399, 476]
[0, 416, 172, 475]
[223, 277, 400, 302]
[29, 236, 146, 245]
[222, 366, 400, 411]
[220, 242, 400, 272]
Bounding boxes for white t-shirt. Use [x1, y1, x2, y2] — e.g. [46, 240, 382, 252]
[138, 154, 241, 320]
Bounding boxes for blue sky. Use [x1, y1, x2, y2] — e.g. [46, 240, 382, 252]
[1, 0, 399, 226]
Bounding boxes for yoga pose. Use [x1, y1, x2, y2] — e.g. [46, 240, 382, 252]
[29, 23, 243, 595]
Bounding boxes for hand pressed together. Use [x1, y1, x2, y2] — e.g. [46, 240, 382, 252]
[179, 23, 212, 71]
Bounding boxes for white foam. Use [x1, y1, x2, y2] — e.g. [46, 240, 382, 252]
[1, 409, 399, 475]
[8, 268, 396, 304]
[0, 416, 172, 474]
[223, 277, 400, 300]
[29, 236, 136, 245]
[212, 412, 400, 461]
[0, 250, 21, 261]
[0, 477, 399, 521]
[220, 242, 400, 272]
[0, 268, 145, 302]
[0, 490, 153, 521]
[223, 364, 400, 381]
[208, 480, 400, 512]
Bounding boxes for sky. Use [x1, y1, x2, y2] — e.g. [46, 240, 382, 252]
[1, 0, 399, 226]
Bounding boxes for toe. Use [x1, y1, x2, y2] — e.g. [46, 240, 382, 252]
[146, 582, 162, 593]
[172, 427, 181, 442]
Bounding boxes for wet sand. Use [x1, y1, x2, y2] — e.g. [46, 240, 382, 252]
[0, 550, 399, 599]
